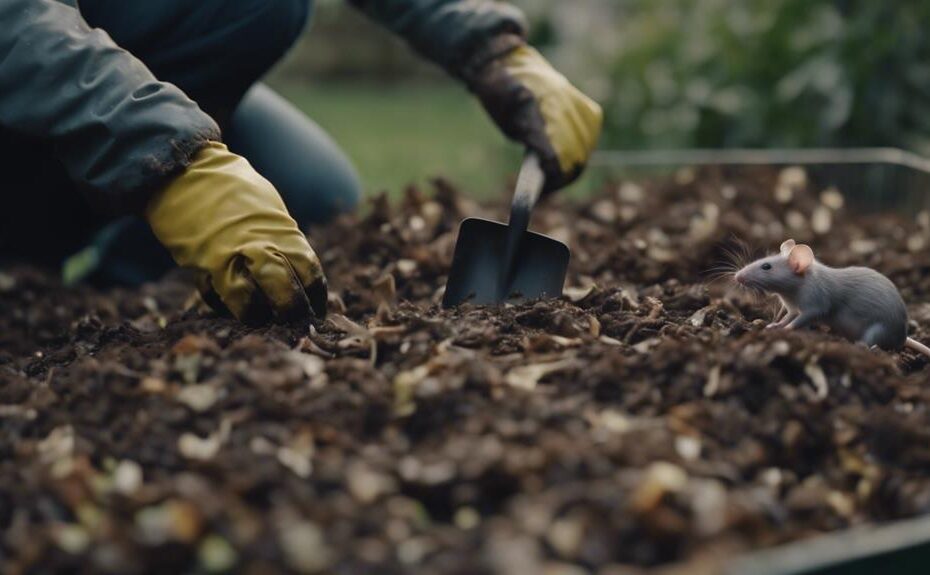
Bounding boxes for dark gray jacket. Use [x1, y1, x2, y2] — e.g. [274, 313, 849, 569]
[0, 0, 526, 216]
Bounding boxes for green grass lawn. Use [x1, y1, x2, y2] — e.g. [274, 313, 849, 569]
[271, 80, 523, 198]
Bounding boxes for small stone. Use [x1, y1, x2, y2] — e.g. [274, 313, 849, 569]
[396, 259, 418, 276]
[821, 187, 845, 210]
[590, 199, 617, 224]
[140, 377, 167, 394]
[52, 524, 91, 554]
[811, 206, 832, 234]
[199, 534, 238, 573]
[0, 272, 16, 292]
[398, 537, 433, 565]
[546, 517, 584, 559]
[908, 235, 926, 252]
[279, 521, 332, 573]
[774, 185, 794, 204]
[348, 462, 396, 503]
[454, 507, 480, 530]
[851, 239, 878, 255]
[113, 460, 143, 496]
[785, 210, 807, 230]
[778, 166, 808, 190]
[618, 182, 644, 203]
[135, 500, 202, 545]
[675, 436, 701, 461]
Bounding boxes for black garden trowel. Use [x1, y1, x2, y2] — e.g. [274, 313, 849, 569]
[442, 153, 570, 308]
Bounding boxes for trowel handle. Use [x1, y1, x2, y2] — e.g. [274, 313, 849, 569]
[498, 153, 545, 299]
[508, 152, 545, 232]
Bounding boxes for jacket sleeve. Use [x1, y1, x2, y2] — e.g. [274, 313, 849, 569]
[0, 0, 221, 215]
[347, 0, 528, 80]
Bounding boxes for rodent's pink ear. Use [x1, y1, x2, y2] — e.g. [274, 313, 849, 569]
[788, 244, 814, 275]
[780, 239, 797, 256]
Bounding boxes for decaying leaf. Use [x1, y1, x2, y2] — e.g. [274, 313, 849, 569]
[178, 419, 232, 461]
[688, 306, 713, 328]
[372, 273, 397, 306]
[804, 361, 829, 400]
[505, 359, 579, 391]
[172, 334, 220, 356]
[632, 462, 688, 513]
[703, 365, 722, 398]
[329, 314, 377, 364]
[38, 425, 75, 466]
[176, 383, 222, 412]
[135, 499, 203, 545]
[633, 338, 661, 354]
[563, 284, 596, 303]
[277, 431, 315, 479]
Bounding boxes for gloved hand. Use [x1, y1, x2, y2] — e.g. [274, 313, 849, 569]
[146, 142, 327, 325]
[468, 43, 603, 192]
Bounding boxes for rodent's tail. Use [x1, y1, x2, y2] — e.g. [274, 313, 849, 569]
[906, 337, 930, 358]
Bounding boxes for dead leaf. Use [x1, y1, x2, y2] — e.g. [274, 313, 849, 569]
[178, 419, 231, 461]
[176, 383, 221, 412]
[38, 425, 75, 466]
[804, 362, 829, 400]
[505, 359, 579, 391]
[276, 430, 314, 478]
[172, 334, 220, 356]
[688, 306, 713, 328]
[563, 285, 596, 303]
[632, 462, 688, 513]
[372, 273, 396, 306]
[703, 365, 722, 398]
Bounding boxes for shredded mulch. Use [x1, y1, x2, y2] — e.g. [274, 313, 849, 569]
[2, 167, 929, 575]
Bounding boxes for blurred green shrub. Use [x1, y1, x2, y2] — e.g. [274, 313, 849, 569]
[278, 1, 930, 153]
[599, 0, 930, 151]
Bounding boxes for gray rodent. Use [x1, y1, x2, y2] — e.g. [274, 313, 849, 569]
[734, 239, 930, 357]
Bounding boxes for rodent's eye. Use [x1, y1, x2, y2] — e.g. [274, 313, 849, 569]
[761, 263, 772, 271]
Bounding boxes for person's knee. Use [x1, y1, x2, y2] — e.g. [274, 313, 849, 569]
[287, 164, 363, 228]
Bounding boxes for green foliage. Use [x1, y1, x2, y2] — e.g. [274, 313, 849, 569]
[601, 0, 930, 152]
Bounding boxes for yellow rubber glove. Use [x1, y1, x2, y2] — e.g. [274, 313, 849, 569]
[146, 142, 327, 325]
[469, 44, 603, 192]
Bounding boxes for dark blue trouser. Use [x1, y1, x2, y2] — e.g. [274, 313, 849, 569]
[0, 0, 361, 284]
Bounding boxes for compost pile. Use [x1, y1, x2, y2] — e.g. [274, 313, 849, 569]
[2, 167, 930, 575]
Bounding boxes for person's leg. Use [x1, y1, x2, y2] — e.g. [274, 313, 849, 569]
[226, 84, 362, 226]
[0, 129, 105, 267]
[67, 0, 361, 285]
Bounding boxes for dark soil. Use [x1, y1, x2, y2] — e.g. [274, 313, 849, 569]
[2, 167, 930, 575]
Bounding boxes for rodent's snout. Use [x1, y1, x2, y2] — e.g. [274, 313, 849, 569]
[734, 270, 746, 285]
